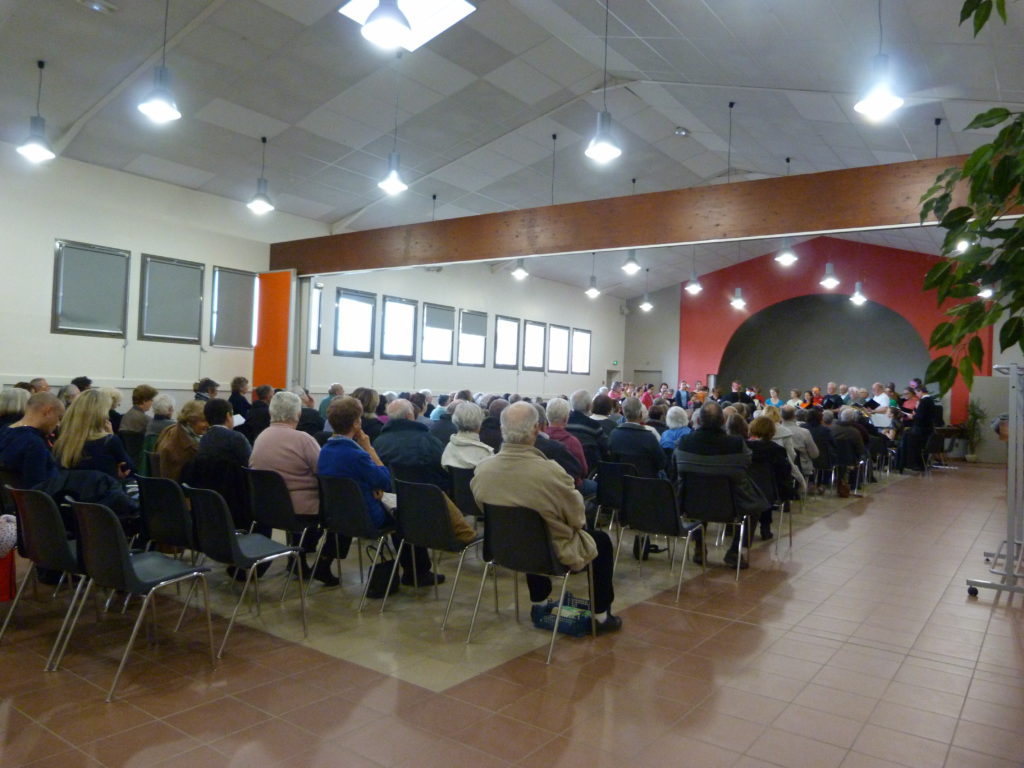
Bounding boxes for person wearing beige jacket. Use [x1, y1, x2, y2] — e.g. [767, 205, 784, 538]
[471, 402, 621, 632]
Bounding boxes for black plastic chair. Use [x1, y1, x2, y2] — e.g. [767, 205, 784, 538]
[66, 501, 214, 701]
[447, 466, 479, 520]
[619, 476, 703, 600]
[144, 451, 162, 477]
[811, 440, 838, 494]
[747, 461, 792, 554]
[136, 475, 195, 557]
[244, 468, 318, 600]
[594, 461, 636, 532]
[0, 488, 87, 671]
[611, 452, 661, 479]
[119, 430, 145, 470]
[184, 486, 306, 657]
[384, 481, 482, 626]
[390, 463, 446, 489]
[467, 504, 596, 664]
[314, 475, 396, 610]
[0, 468, 19, 515]
[677, 471, 749, 581]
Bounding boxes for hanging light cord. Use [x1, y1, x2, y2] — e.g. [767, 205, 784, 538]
[34, 60, 45, 116]
[551, 133, 557, 205]
[591, 252, 596, 276]
[432, 193, 437, 221]
[259, 136, 267, 177]
[632, 177, 637, 194]
[934, 118, 941, 158]
[601, 0, 610, 110]
[161, 0, 170, 66]
[391, 57, 400, 151]
[727, 101, 735, 183]
[785, 156, 791, 175]
[877, 0, 884, 55]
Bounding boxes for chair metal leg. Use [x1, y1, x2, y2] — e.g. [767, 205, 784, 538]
[253, 568, 262, 616]
[735, 519, 745, 582]
[218, 565, 256, 659]
[45, 574, 88, 671]
[295, 553, 308, 639]
[676, 532, 691, 602]
[380, 539, 404, 613]
[106, 590, 153, 702]
[280, 528, 310, 603]
[0, 563, 34, 644]
[545, 574, 570, 665]
[441, 547, 469, 630]
[513, 571, 519, 622]
[305, 533, 328, 600]
[431, 549, 440, 601]
[52, 578, 93, 671]
[199, 575, 216, 668]
[492, 562, 499, 613]
[357, 540, 365, 583]
[358, 536, 387, 612]
[612, 525, 625, 574]
[466, 561, 492, 643]
[586, 563, 596, 637]
[51, 571, 66, 599]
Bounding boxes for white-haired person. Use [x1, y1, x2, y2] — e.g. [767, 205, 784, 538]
[0, 387, 30, 429]
[471, 402, 621, 633]
[659, 406, 691, 450]
[249, 391, 337, 586]
[441, 401, 493, 470]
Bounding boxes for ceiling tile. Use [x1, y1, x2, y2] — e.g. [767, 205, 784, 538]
[123, 154, 216, 189]
[486, 58, 564, 105]
[252, 0, 338, 26]
[195, 98, 290, 140]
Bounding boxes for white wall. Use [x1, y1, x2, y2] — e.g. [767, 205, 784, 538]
[299, 262, 626, 398]
[623, 283, 680, 387]
[0, 142, 325, 395]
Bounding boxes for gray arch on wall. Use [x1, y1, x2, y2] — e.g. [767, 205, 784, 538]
[716, 294, 932, 394]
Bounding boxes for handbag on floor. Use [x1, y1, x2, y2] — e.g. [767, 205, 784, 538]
[364, 544, 399, 599]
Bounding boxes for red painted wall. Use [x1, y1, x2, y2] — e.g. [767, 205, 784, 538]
[677, 236, 992, 423]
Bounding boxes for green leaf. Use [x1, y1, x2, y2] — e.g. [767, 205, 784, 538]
[968, 335, 984, 366]
[962, 144, 995, 176]
[925, 355, 953, 385]
[966, 108, 1010, 130]
[960, 0, 982, 24]
[973, 0, 993, 35]
[959, 356, 975, 390]
[999, 316, 1023, 352]
[940, 206, 974, 230]
[930, 322, 954, 348]
[924, 260, 954, 290]
[995, 0, 1007, 22]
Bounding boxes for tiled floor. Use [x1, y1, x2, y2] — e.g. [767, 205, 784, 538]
[1, 464, 1022, 767]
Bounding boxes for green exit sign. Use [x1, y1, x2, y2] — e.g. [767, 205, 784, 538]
[612, 360, 619, 366]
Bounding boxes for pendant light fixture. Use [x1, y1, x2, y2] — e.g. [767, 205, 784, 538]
[730, 287, 746, 310]
[339, 0, 474, 53]
[138, 0, 181, 124]
[685, 250, 702, 295]
[854, 0, 903, 122]
[17, 61, 56, 164]
[820, 262, 840, 290]
[585, 253, 601, 298]
[955, 238, 971, 254]
[358, 0, 411, 50]
[978, 286, 994, 299]
[511, 259, 529, 280]
[775, 239, 798, 266]
[638, 268, 653, 312]
[247, 137, 274, 215]
[378, 60, 408, 195]
[621, 249, 641, 275]
[584, 0, 621, 164]
[849, 281, 867, 305]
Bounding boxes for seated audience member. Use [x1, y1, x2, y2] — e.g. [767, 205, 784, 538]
[609, 397, 666, 477]
[764, 404, 805, 494]
[145, 395, 175, 442]
[660, 406, 691, 450]
[292, 387, 327, 438]
[804, 408, 837, 492]
[0, 392, 64, 487]
[821, 382, 843, 410]
[478, 398, 508, 452]
[441, 402, 493, 469]
[71, 376, 92, 392]
[566, 389, 609, 471]
[243, 384, 273, 440]
[228, 377, 251, 419]
[53, 389, 133, 479]
[471, 402, 621, 632]
[747, 416, 794, 540]
[0, 388, 30, 429]
[546, 398, 596, 494]
[419, 389, 435, 419]
[106, 388, 124, 433]
[725, 412, 748, 438]
[351, 387, 384, 443]
[408, 391, 431, 425]
[198, 398, 251, 467]
[154, 401, 207, 482]
[832, 407, 867, 494]
[119, 384, 158, 434]
[319, 397, 460, 586]
[674, 401, 764, 569]
[29, 378, 50, 393]
[194, 378, 218, 402]
[57, 384, 80, 407]
[319, 383, 345, 419]
[589, 393, 619, 439]
[374, 398, 448, 489]
[429, 399, 458, 446]
[250, 391, 336, 586]
[430, 394, 450, 420]
[646, 404, 668, 435]
[781, 404, 819, 479]
[533, 405, 585, 482]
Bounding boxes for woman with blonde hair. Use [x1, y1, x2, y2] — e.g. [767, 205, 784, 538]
[154, 400, 208, 481]
[53, 388, 133, 478]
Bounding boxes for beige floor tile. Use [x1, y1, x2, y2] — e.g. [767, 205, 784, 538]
[952, 719, 1024, 762]
[747, 727, 848, 768]
[851, 724, 950, 767]
[866, 700, 957, 743]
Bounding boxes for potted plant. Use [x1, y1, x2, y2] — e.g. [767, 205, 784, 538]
[964, 399, 988, 462]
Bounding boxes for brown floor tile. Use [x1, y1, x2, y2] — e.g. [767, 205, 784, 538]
[772, 703, 864, 748]
[636, 731, 743, 768]
[445, 674, 531, 711]
[675, 706, 765, 753]
[280, 694, 383, 741]
[78, 720, 200, 768]
[209, 717, 314, 764]
[454, 713, 555, 762]
[0, 719, 73, 767]
[866, 700, 957, 743]
[747, 727, 848, 768]
[163, 697, 271, 742]
[516, 735, 623, 768]
[231, 674, 332, 716]
[394, 693, 490, 736]
[333, 715, 444, 765]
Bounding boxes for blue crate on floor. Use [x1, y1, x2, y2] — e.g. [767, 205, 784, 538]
[530, 594, 593, 637]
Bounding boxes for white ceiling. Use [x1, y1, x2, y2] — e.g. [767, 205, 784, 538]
[2, 0, 1020, 297]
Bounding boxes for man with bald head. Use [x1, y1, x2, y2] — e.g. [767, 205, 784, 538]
[471, 402, 621, 632]
[0, 392, 64, 487]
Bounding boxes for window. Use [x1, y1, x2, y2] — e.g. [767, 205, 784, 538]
[571, 328, 592, 375]
[523, 320, 546, 371]
[334, 288, 376, 357]
[381, 295, 417, 360]
[547, 325, 570, 373]
[457, 310, 487, 367]
[210, 267, 258, 348]
[138, 254, 203, 343]
[421, 303, 455, 364]
[494, 315, 520, 369]
[309, 283, 323, 354]
[51, 239, 130, 338]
